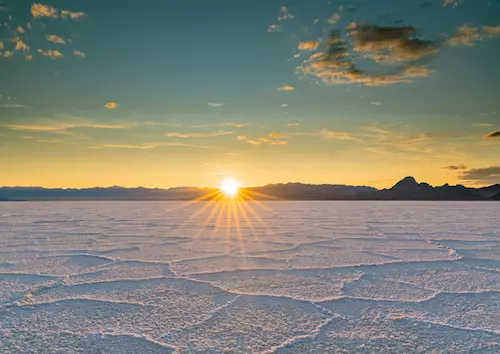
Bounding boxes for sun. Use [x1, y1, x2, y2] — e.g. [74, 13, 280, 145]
[220, 178, 240, 198]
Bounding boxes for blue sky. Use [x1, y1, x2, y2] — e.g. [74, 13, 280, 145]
[0, 0, 499, 188]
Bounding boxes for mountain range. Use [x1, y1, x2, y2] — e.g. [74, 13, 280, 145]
[0, 177, 499, 201]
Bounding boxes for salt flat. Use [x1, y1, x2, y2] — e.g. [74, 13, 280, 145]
[1, 201, 500, 353]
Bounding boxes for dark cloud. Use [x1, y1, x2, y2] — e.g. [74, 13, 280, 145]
[484, 131, 500, 139]
[443, 165, 468, 170]
[297, 29, 434, 86]
[459, 166, 500, 184]
[348, 23, 440, 62]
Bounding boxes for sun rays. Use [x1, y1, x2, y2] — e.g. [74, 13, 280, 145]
[166, 180, 279, 252]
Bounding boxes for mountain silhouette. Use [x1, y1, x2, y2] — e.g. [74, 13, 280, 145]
[0, 177, 498, 201]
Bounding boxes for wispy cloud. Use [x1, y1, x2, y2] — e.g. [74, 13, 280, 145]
[287, 122, 300, 127]
[473, 123, 493, 127]
[484, 131, 500, 139]
[165, 130, 233, 138]
[448, 25, 500, 47]
[267, 24, 283, 33]
[443, 164, 468, 170]
[0, 104, 28, 108]
[104, 102, 118, 109]
[61, 9, 85, 20]
[243, 132, 291, 146]
[237, 135, 247, 141]
[278, 6, 294, 21]
[73, 50, 85, 57]
[46, 35, 65, 44]
[188, 122, 246, 129]
[88, 142, 209, 150]
[37, 49, 63, 59]
[268, 132, 291, 140]
[278, 85, 295, 91]
[320, 129, 363, 143]
[328, 13, 340, 24]
[0, 117, 132, 133]
[208, 102, 225, 107]
[369, 102, 382, 106]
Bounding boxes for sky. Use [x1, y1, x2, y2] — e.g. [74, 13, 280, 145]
[0, 0, 499, 189]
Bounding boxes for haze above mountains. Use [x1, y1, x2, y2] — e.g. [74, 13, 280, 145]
[1, 177, 499, 201]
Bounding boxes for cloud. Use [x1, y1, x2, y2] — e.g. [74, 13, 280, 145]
[348, 23, 440, 62]
[188, 122, 246, 128]
[298, 40, 320, 51]
[13, 38, 30, 51]
[2, 51, 13, 58]
[88, 142, 209, 150]
[443, 164, 468, 170]
[208, 102, 225, 107]
[268, 132, 291, 139]
[46, 35, 65, 44]
[448, 25, 500, 47]
[448, 25, 481, 47]
[24, 54, 33, 61]
[473, 123, 493, 127]
[278, 6, 294, 21]
[31, 3, 58, 18]
[369, 102, 382, 106]
[16, 26, 25, 34]
[31, 3, 85, 20]
[280, 104, 288, 108]
[267, 25, 283, 33]
[243, 132, 290, 146]
[0, 41, 3, 51]
[443, 0, 462, 8]
[0, 104, 28, 108]
[320, 129, 363, 143]
[104, 102, 118, 109]
[0, 118, 132, 133]
[165, 130, 233, 138]
[257, 137, 288, 145]
[237, 135, 247, 141]
[297, 29, 434, 86]
[459, 166, 500, 184]
[37, 49, 63, 59]
[328, 13, 340, 24]
[483, 26, 500, 36]
[484, 131, 500, 139]
[73, 50, 85, 57]
[61, 10, 85, 20]
[278, 85, 295, 91]
[287, 122, 300, 127]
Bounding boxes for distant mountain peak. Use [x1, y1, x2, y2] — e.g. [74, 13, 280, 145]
[393, 176, 419, 188]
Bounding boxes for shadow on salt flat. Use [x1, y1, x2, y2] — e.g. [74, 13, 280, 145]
[165, 295, 329, 353]
[275, 315, 500, 353]
[0, 273, 58, 303]
[320, 291, 500, 333]
[171, 254, 290, 275]
[5, 254, 113, 276]
[1, 320, 175, 354]
[69, 260, 174, 284]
